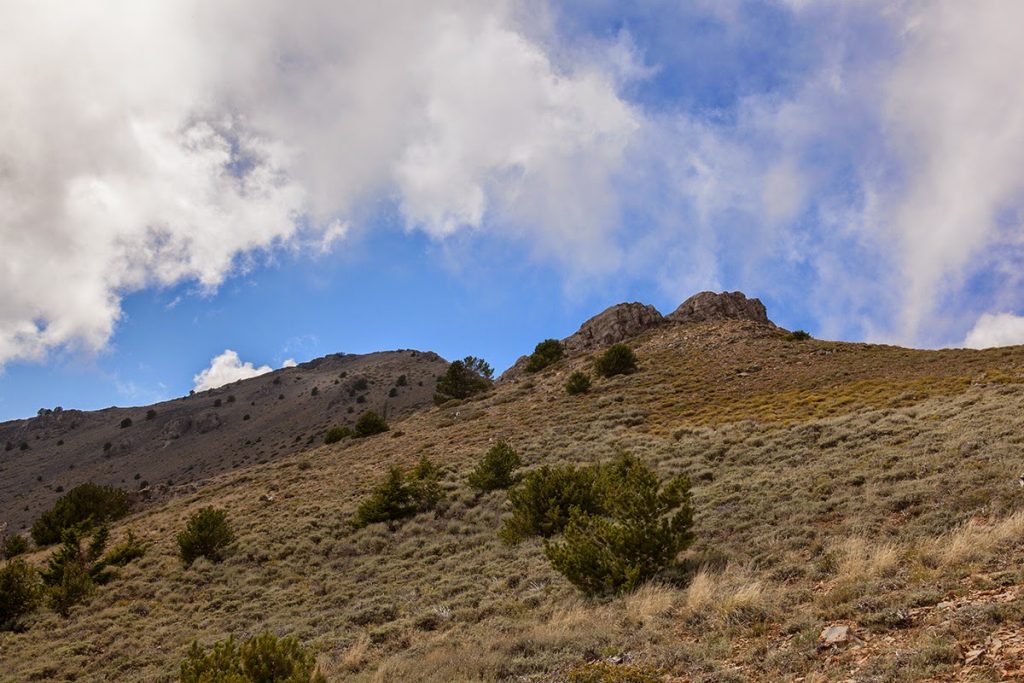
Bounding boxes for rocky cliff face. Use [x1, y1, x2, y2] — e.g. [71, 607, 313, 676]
[562, 302, 665, 352]
[667, 291, 773, 326]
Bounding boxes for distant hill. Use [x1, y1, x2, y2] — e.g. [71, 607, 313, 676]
[0, 350, 449, 533]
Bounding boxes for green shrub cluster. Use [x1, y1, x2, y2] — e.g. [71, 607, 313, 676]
[41, 526, 145, 617]
[352, 457, 442, 528]
[786, 329, 812, 341]
[179, 632, 325, 683]
[545, 454, 693, 596]
[467, 441, 521, 492]
[565, 371, 592, 395]
[31, 483, 130, 547]
[353, 411, 389, 438]
[525, 339, 563, 373]
[0, 558, 42, 631]
[2, 534, 30, 559]
[501, 455, 693, 596]
[435, 356, 493, 402]
[177, 508, 235, 566]
[323, 426, 352, 444]
[499, 465, 602, 543]
[593, 344, 637, 378]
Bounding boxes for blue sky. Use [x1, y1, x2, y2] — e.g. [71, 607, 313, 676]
[2, 1, 1024, 420]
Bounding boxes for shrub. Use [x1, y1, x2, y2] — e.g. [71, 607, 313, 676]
[0, 559, 42, 631]
[565, 371, 592, 395]
[499, 465, 602, 544]
[353, 411, 389, 438]
[119, 417, 133, 428]
[31, 483, 130, 547]
[146, 409, 157, 420]
[787, 329, 812, 341]
[545, 454, 694, 596]
[388, 387, 398, 397]
[594, 344, 637, 378]
[3, 534, 30, 559]
[352, 457, 442, 528]
[324, 426, 352, 444]
[525, 339, 564, 373]
[352, 377, 369, 391]
[179, 632, 325, 683]
[311, 387, 319, 396]
[396, 374, 408, 386]
[177, 508, 235, 566]
[227, 395, 236, 403]
[435, 356, 493, 402]
[467, 441, 522, 492]
[41, 526, 125, 617]
[214, 398, 223, 408]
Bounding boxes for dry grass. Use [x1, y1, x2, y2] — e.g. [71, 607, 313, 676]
[3, 321, 1024, 681]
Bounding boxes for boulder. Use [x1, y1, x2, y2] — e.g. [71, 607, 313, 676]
[667, 291, 773, 326]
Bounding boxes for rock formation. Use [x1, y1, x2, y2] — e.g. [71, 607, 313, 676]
[562, 302, 665, 352]
[667, 291, 773, 326]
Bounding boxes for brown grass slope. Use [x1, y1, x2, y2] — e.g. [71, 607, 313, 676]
[0, 350, 449, 534]
[4, 321, 1024, 682]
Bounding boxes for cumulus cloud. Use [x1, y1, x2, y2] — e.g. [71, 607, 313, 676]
[192, 350, 274, 391]
[962, 313, 1024, 349]
[0, 0, 637, 366]
[4, 0, 1024, 365]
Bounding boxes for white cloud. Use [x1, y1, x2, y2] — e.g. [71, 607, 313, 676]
[962, 313, 1024, 349]
[281, 358, 298, 369]
[192, 350, 274, 391]
[0, 1, 638, 366]
[882, 0, 1024, 342]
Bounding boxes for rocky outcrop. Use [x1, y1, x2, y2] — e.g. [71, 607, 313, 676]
[667, 291, 773, 326]
[160, 417, 192, 440]
[195, 412, 223, 434]
[563, 303, 665, 353]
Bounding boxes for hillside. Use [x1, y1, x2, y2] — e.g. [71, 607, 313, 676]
[3, 297, 1024, 682]
[0, 350, 449, 534]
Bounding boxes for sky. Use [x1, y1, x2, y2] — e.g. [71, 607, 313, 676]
[3, 0, 1024, 420]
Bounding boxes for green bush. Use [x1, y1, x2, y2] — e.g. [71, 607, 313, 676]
[0, 558, 42, 631]
[525, 339, 563, 373]
[786, 329, 812, 341]
[593, 344, 637, 378]
[467, 441, 522, 492]
[499, 465, 602, 544]
[41, 526, 123, 617]
[31, 483, 130, 547]
[120, 417, 133, 428]
[3, 534, 30, 559]
[544, 454, 694, 596]
[146, 408, 157, 420]
[323, 426, 352, 444]
[179, 632, 325, 683]
[353, 411, 389, 438]
[435, 356, 493, 402]
[177, 508, 235, 566]
[352, 377, 369, 391]
[565, 371, 592, 395]
[352, 457, 442, 528]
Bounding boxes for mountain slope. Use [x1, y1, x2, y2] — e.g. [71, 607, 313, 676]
[0, 350, 449, 534]
[4, 311, 1024, 681]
